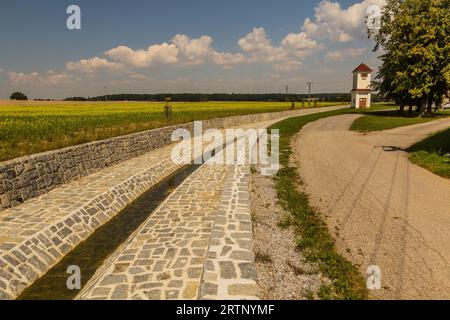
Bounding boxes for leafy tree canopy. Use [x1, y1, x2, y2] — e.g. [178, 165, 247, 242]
[9, 91, 28, 101]
[372, 0, 450, 112]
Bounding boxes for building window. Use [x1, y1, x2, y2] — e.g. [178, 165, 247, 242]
[361, 73, 368, 80]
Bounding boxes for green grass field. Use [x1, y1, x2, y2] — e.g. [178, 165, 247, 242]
[409, 128, 450, 179]
[0, 100, 343, 162]
[350, 109, 450, 132]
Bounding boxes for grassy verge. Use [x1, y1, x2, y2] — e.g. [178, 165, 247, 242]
[0, 101, 343, 162]
[269, 108, 368, 300]
[409, 128, 450, 178]
[350, 110, 450, 132]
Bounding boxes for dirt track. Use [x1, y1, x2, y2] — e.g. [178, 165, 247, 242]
[293, 114, 450, 299]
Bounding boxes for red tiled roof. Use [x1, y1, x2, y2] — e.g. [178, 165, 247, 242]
[352, 63, 373, 73]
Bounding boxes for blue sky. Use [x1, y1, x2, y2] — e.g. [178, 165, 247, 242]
[0, 0, 385, 98]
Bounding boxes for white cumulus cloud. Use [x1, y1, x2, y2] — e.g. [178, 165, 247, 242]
[302, 0, 386, 42]
[171, 34, 213, 66]
[6, 70, 73, 86]
[325, 47, 367, 61]
[105, 43, 179, 68]
[238, 27, 321, 70]
[281, 32, 321, 51]
[212, 51, 247, 67]
[44, 70, 73, 85]
[104, 34, 246, 69]
[67, 27, 321, 74]
[66, 57, 124, 73]
[7, 71, 43, 85]
[238, 27, 274, 53]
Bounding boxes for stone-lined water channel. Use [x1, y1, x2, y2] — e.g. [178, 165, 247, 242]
[18, 165, 199, 300]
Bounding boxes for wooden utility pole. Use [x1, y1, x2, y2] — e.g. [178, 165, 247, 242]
[306, 82, 314, 101]
[104, 86, 108, 102]
[306, 82, 313, 106]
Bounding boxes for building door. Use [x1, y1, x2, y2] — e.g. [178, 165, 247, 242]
[359, 98, 367, 108]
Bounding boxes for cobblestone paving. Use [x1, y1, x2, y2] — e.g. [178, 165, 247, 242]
[0, 144, 183, 299]
[78, 163, 230, 300]
[199, 165, 259, 299]
[78, 162, 257, 300]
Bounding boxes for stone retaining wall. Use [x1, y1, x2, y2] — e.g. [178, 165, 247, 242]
[0, 106, 346, 211]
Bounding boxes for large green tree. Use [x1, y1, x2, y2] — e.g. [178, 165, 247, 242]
[9, 91, 28, 101]
[372, 0, 450, 114]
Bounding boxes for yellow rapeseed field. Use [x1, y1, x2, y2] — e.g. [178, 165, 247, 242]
[0, 100, 341, 161]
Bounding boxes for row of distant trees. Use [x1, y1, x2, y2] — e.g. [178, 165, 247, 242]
[64, 93, 388, 103]
[8, 91, 389, 103]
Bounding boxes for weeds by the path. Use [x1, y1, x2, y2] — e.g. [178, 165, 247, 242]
[269, 108, 368, 300]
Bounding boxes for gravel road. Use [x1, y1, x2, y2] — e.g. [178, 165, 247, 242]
[293, 114, 450, 299]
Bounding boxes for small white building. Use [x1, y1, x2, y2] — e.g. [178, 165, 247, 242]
[351, 63, 373, 109]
